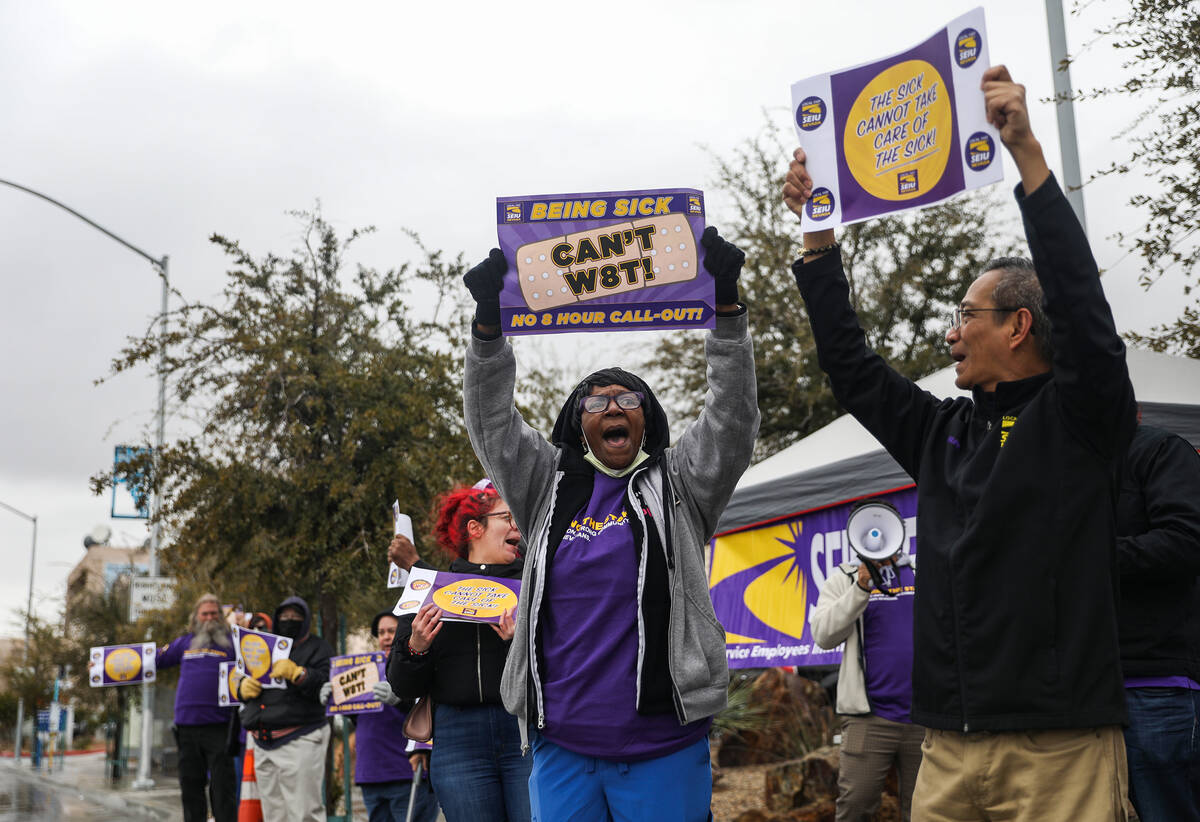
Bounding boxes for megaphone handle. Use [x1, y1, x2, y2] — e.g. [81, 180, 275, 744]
[867, 561, 898, 598]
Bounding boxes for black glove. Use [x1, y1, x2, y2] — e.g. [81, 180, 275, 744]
[700, 227, 745, 306]
[463, 248, 508, 327]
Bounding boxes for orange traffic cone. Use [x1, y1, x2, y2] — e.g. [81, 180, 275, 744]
[238, 739, 263, 822]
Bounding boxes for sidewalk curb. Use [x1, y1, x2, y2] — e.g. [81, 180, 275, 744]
[4, 760, 173, 821]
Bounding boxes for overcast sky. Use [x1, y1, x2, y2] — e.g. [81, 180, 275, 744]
[0, 0, 1181, 635]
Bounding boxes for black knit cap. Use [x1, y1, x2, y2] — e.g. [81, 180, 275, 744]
[549, 366, 670, 458]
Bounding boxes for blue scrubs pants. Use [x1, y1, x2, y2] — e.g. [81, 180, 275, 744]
[529, 735, 711, 822]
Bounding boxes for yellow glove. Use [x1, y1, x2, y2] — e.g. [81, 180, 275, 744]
[271, 658, 306, 683]
[239, 676, 263, 700]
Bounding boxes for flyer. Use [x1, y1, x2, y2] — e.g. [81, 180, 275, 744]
[88, 642, 157, 687]
[790, 7, 1003, 229]
[326, 652, 386, 716]
[393, 567, 520, 625]
[495, 188, 714, 335]
[388, 500, 411, 589]
[232, 625, 291, 690]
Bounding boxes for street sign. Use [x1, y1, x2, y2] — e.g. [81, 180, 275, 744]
[129, 576, 177, 621]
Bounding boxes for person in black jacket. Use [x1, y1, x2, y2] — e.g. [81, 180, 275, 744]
[782, 65, 1136, 820]
[236, 596, 332, 822]
[387, 485, 527, 822]
[1117, 421, 1200, 821]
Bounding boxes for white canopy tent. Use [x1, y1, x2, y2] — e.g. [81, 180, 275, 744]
[718, 349, 1200, 533]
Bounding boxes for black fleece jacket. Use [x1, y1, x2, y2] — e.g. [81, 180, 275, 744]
[388, 558, 523, 706]
[238, 596, 332, 732]
[1117, 424, 1200, 682]
[793, 175, 1136, 732]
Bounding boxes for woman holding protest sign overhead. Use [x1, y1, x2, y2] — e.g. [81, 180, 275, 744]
[386, 484, 528, 822]
[461, 226, 759, 822]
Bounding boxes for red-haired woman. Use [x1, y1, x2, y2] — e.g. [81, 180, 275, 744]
[386, 485, 529, 822]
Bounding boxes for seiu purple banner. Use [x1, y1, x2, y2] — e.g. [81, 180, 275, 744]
[709, 488, 918, 669]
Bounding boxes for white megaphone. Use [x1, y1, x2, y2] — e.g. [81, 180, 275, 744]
[845, 499, 911, 596]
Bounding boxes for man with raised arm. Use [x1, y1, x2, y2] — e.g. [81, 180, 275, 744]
[782, 65, 1136, 821]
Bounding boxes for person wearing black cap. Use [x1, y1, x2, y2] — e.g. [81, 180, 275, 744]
[461, 227, 759, 821]
[321, 611, 440, 822]
[236, 596, 332, 822]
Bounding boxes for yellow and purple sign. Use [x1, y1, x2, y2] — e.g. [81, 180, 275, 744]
[88, 642, 157, 687]
[709, 488, 917, 669]
[326, 652, 387, 716]
[232, 625, 292, 690]
[393, 567, 520, 625]
[217, 660, 241, 707]
[495, 188, 714, 335]
[790, 7, 1002, 229]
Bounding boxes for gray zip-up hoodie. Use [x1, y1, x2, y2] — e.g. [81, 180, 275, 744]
[463, 310, 759, 750]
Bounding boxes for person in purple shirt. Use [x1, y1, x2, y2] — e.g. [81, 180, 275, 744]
[156, 592, 237, 822]
[1116, 421, 1200, 820]
[461, 228, 758, 821]
[811, 554, 922, 821]
[321, 610, 439, 822]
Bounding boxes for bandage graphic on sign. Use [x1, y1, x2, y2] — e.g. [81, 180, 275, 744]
[515, 214, 698, 310]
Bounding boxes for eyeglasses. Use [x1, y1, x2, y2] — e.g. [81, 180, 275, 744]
[579, 391, 644, 414]
[949, 306, 1020, 330]
[482, 511, 515, 526]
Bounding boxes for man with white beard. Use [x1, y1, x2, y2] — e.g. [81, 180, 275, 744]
[157, 592, 237, 822]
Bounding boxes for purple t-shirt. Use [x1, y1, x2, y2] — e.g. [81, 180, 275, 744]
[860, 563, 916, 724]
[156, 634, 235, 726]
[541, 473, 708, 761]
[1125, 676, 1200, 690]
[354, 703, 416, 784]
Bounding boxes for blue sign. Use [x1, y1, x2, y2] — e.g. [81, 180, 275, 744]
[111, 445, 150, 519]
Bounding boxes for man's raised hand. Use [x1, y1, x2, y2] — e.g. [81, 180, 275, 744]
[782, 148, 816, 219]
[981, 64, 1049, 193]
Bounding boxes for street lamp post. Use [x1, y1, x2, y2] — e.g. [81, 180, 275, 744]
[1044, 0, 1088, 233]
[0, 501, 36, 766]
[0, 177, 168, 789]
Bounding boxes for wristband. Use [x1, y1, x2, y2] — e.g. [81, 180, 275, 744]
[799, 242, 839, 259]
[407, 640, 430, 657]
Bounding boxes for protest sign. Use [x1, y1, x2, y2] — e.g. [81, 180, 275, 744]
[388, 500, 412, 589]
[496, 188, 713, 335]
[232, 626, 290, 690]
[217, 660, 241, 707]
[88, 642, 156, 687]
[790, 7, 1002, 229]
[393, 567, 520, 625]
[326, 652, 386, 716]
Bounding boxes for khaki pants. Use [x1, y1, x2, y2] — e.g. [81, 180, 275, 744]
[253, 724, 330, 822]
[912, 726, 1128, 822]
[837, 714, 926, 821]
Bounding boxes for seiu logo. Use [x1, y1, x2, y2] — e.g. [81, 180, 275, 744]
[898, 170, 918, 194]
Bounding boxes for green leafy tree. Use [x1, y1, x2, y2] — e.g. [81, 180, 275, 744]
[648, 124, 1020, 458]
[93, 210, 487, 638]
[0, 612, 75, 735]
[1077, 0, 1200, 355]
